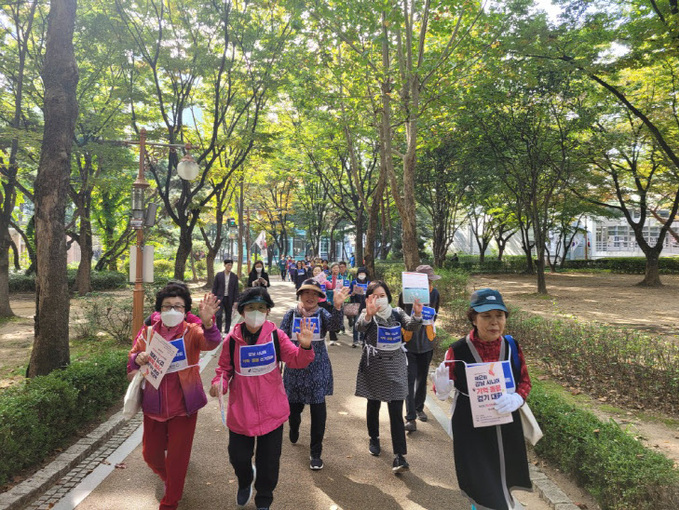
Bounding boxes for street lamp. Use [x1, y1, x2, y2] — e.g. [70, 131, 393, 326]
[128, 128, 199, 339]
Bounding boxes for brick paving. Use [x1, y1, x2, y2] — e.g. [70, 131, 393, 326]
[20, 415, 143, 510]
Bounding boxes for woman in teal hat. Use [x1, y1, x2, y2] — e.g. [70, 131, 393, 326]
[433, 288, 532, 510]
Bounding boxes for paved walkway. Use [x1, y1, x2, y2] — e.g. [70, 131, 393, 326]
[3, 280, 578, 510]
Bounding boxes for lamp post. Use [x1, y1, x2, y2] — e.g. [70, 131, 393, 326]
[127, 128, 200, 339]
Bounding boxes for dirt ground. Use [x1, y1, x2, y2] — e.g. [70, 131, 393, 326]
[472, 272, 679, 340]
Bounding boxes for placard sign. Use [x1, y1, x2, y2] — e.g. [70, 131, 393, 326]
[464, 361, 514, 428]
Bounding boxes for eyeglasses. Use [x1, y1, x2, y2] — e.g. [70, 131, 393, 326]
[161, 304, 185, 312]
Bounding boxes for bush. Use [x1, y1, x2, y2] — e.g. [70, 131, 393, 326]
[530, 380, 679, 510]
[9, 270, 127, 293]
[73, 294, 134, 344]
[0, 350, 127, 485]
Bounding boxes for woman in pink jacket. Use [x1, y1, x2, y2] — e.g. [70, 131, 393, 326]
[210, 287, 315, 510]
[128, 283, 222, 510]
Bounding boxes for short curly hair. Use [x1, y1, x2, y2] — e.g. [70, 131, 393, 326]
[155, 283, 192, 313]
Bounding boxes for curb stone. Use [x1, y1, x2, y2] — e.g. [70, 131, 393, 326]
[530, 465, 581, 510]
[0, 411, 131, 510]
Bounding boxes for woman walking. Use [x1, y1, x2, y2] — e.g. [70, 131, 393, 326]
[434, 288, 532, 510]
[210, 287, 316, 510]
[280, 279, 350, 470]
[128, 284, 221, 510]
[354, 280, 423, 474]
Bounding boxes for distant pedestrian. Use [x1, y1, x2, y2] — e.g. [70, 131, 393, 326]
[293, 260, 309, 290]
[128, 284, 221, 510]
[354, 280, 423, 474]
[348, 267, 370, 347]
[212, 259, 240, 334]
[210, 287, 315, 510]
[248, 260, 270, 288]
[433, 288, 532, 510]
[399, 265, 440, 432]
[278, 256, 287, 281]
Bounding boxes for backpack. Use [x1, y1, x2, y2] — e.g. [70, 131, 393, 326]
[504, 334, 521, 372]
[229, 323, 282, 374]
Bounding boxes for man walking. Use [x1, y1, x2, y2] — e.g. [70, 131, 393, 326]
[212, 259, 240, 334]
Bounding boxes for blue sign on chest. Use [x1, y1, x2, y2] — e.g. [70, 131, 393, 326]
[240, 342, 276, 368]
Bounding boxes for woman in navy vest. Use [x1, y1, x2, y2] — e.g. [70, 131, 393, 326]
[434, 288, 532, 510]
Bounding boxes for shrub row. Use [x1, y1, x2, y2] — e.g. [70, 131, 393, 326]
[0, 350, 128, 486]
[562, 256, 679, 274]
[530, 379, 679, 510]
[9, 270, 127, 293]
[439, 254, 679, 275]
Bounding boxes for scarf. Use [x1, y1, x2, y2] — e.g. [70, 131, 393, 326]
[375, 304, 393, 321]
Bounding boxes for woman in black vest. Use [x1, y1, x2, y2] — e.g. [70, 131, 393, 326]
[433, 288, 532, 510]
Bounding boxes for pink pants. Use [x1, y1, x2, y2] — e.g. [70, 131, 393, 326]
[142, 413, 198, 510]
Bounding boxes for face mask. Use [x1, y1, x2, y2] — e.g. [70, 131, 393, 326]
[244, 310, 267, 329]
[256, 267, 262, 273]
[161, 309, 184, 328]
[375, 297, 389, 311]
[358, 274, 366, 281]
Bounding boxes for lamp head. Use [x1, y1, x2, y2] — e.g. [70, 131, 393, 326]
[176, 154, 199, 181]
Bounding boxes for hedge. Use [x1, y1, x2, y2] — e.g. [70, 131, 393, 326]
[438, 255, 679, 275]
[530, 380, 679, 510]
[0, 350, 128, 486]
[9, 270, 127, 293]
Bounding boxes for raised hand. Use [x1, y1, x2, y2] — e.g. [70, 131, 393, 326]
[298, 317, 314, 349]
[333, 286, 351, 309]
[413, 298, 423, 316]
[199, 292, 221, 328]
[364, 294, 378, 319]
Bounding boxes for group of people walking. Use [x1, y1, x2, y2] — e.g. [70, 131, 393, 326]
[127, 260, 532, 510]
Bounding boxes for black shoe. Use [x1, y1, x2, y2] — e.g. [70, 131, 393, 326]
[289, 424, 299, 444]
[310, 456, 324, 470]
[236, 464, 256, 507]
[351, 342, 358, 348]
[392, 454, 410, 474]
[369, 437, 381, 456]
[417, 410, 428, 422]
[404, 420, 417, 432]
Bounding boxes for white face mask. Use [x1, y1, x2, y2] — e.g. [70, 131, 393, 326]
[375, 297, 389, 311]
[161, 309, 184, 328]
[357, 274, 366, 281]
[244, 310, 267, 329]
[256, 267, 262, 273]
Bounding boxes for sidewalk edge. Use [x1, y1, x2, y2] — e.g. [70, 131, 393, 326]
[0, 411, 131, 510]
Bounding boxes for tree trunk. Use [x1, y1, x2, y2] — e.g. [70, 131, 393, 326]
[29, 0, 78, 377]
[174, 228, 192, 281]
[638, 249, 662, 287]
[355, 208, 364, 265]
[75, 206, 92, 295]
[0, 238, 13, 316]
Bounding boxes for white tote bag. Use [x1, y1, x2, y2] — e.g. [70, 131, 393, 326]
[122, 326, 151, 420]
[520, 403, 543, 446]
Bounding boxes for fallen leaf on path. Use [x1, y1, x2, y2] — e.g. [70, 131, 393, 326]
[115, 463, 127, 469]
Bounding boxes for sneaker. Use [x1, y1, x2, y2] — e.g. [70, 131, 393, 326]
[369, 437, 381, 456]
[236, 464, 256, 507]
[404, 420, 417, 432]
[352, 342, 358, 348]
[417, 410, 428, 422]
[392, 454, 410, 474]
[289, 424, 299, 444]
[310, 456, 324, 470]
